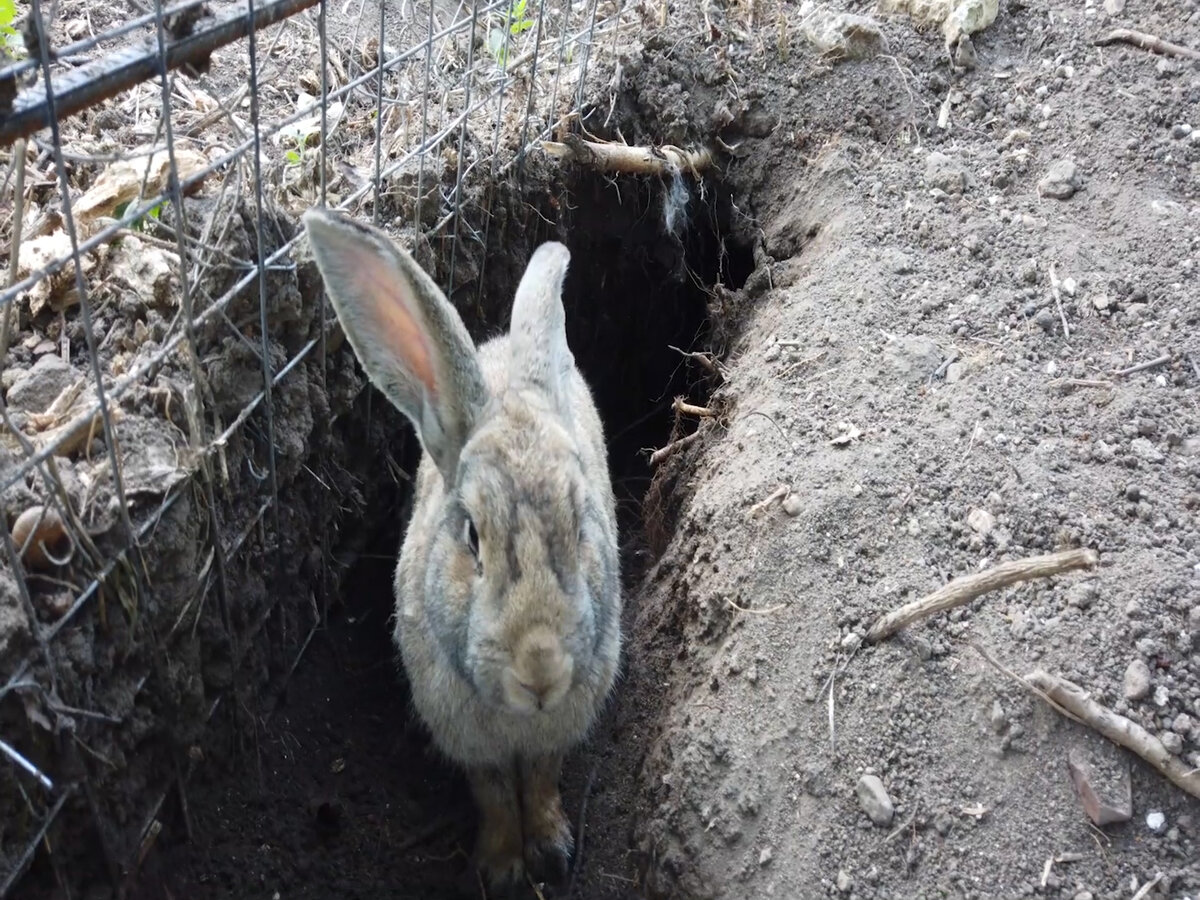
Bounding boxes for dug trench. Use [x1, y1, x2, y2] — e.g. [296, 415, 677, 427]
[122, 168, 755, 900]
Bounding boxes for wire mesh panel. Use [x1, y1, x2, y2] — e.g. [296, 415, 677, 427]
[0, 0, 624, 892]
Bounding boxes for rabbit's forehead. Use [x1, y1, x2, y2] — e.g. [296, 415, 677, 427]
[459, 441, 582, 516]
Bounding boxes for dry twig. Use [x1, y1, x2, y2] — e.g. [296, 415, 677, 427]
[1025, 671, 1200, 801]
[745, 483, 789, 519]
[1130, 874, 1165, 900]
[1048, 263, 1070, 340]
[866, 549, 1099, 643]
[1095, 28, 1200, 61]
[1113, 354, 1171, 377]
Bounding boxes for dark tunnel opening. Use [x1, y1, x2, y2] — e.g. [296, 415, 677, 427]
[130, 173, 755, 900]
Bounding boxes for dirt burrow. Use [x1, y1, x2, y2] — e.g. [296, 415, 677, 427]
[7, 0, 1200, 897]
[585, 4, 1200, 899]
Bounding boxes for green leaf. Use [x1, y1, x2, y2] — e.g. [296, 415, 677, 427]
[0, 0, 16, 29]
[285, 149, 302, 165]
[487, 27, 507, 66]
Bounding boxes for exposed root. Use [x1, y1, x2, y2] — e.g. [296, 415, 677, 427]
[866, 549, 1099, 643]
[540, 135, 713, 178]
[673, 397, 715, 418]
[649, 431, 700, 467]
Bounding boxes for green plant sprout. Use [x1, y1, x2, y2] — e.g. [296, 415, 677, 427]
[487, 0, 536, 68]
[0, 0, 25, 57]
[114, 199, 166, 233]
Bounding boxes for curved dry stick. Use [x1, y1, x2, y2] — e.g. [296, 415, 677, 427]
[866, 548, 1099, 643]
[1026, 671, 1200, 801]
[1095, 28, 1200, 61]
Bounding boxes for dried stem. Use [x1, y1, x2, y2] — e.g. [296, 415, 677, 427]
[866, 549, 1099, 643]
[1025, 671, 1200, 801]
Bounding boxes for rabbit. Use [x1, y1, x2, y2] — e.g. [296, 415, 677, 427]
[302, 208, 622, 889]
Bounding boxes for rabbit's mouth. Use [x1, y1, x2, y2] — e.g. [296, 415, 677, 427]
[499, 629, 576, 714]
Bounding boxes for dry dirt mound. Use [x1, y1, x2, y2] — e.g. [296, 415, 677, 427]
[595, 2, 1200, 898]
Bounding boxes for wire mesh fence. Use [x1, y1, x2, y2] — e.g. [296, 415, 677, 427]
[0, 0, 626, 891]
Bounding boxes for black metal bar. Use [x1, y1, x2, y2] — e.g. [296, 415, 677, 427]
[0, 0, 320, 145]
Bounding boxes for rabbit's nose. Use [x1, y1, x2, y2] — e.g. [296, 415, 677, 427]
[505, 628, 575, 712]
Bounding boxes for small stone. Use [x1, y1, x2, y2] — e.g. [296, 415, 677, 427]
[1061, 276, 1077, 296]
[1130, 438, 1164, 464]
[1161, 732, 1184, 755]
[5, 354, 73, 414]
[967, 508, 995, 535]
[782, 493, 803, 516]
[953, 34, 977, 70]
[1123, 659, 1152, 700]
[945, 362, 966, 383]
[1153, 684, 1169, 707]
[1074, 892, 1095, 900]
[1066, 582, 1097, 609]
[1102, 0, 1124, 12]
[1034, 308, 1057, 333]
[765, 344, 780, 362]
[1171, 123, 1193, 139]
[759, 846, 773, 867]
[856, 774, 895, 827]
[1173, 713, 1194, 735]
[933, 811, 954, 836]
[836, 870, 854, 893]
[1038, 159, 1082, 200]
[883, 336, 943, 383]
[841, 632, 863, 653]
[1067, 744, 1132, 825]
[1146, 810, 1167, 833]
[989, 699, 1006, 733]
[1092, 294, 1112, 311]
[924, 151, 969, 195]
[1045, 360, 1059, 376]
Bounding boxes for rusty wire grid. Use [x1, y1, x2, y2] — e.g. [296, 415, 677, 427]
[0, 0, 628, 892]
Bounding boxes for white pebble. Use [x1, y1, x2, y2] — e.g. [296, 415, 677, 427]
[1146, 810, 1166, 832]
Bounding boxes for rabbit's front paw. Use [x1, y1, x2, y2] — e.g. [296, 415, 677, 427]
[469, 765, 527, 890]
[519, 753, 573, 885]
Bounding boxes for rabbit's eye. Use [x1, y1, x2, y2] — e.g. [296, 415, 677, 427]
[463, 517, 480, 558]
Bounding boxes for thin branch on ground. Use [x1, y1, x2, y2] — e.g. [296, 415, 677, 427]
[745, 483, 789, 519]
[1113, 354, 1171, 377]
[1025, 671, 1200, 801]
[866, 549, 1100, 643]
[1048, 263, 1070, 340]
[1094, 28, 1200, 61]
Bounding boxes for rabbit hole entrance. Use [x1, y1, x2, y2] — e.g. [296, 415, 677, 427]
[158, 174, 749, 899]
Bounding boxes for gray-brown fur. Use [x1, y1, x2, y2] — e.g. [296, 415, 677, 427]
[302, 209, 622, 888]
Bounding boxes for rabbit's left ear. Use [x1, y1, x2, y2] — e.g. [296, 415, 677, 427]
[508, 241, 574, 417]
[303, 208, 488, 485]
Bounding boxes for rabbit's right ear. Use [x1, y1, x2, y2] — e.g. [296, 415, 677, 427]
[303, 209, 487, 485]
